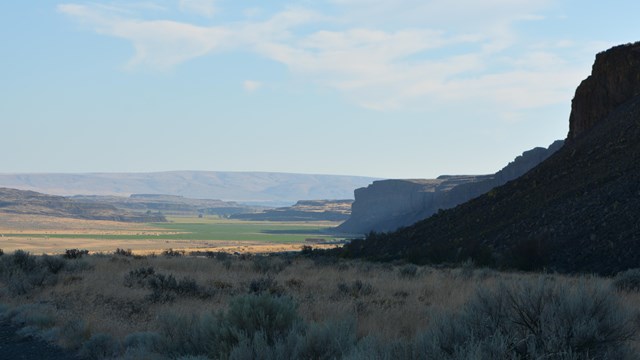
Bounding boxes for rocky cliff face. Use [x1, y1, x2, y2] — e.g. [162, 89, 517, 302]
[342, 42, 640, 275]
[568, 42, 640, 140]
[337, 140, 563, 234]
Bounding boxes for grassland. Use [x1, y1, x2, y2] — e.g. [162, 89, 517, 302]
[0, 214, 344, 255]
[0, 250, 639, 359]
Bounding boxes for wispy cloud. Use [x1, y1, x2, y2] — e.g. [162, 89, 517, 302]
[243, 80, 262, 93]
[58, 0, 589, 113]
[178, 0, 216, 18]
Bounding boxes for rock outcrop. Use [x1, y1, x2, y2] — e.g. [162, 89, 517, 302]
[337, 141, 563, 234]
[341, 42, 640, 275]
[568, 42, 640, 140]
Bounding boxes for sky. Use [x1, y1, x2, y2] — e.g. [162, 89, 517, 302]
[1, 1, 639, 179]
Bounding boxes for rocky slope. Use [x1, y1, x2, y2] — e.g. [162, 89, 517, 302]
[0, 188, 166, 222]
[341, 42, 640, 275]
[337, 141, 563, 234]
[231, 200, 352, 222]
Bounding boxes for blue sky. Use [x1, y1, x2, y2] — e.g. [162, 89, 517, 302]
[1, 1, 638, 179]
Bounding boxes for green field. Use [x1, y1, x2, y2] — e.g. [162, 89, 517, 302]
[6, 217, 343, 244]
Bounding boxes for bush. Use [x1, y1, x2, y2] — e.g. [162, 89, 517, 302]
[124, 267, 209, 302]
[419, 277, 637, 359]
[124, 331, 164, 350]
[249, 277, 284, 296]
[162, 249, 184, 257]
[613, 268, 640, 292]
[0, 251, 62, 295]
[224, 294, 299, 346]
[40, 255, 66, 274]
[64, 249, 89, 259]
[398, 264, 418, 278]
[0, 248, 4, 256]
[252, 256, 290, 274]
[79, 333, 122, 360]
[124, 267, 156, 288]
[58, 319, 91, 350]
[337, 280, 374, 298]
[115, 248, 133, 257]
[10, 250, 38, 272]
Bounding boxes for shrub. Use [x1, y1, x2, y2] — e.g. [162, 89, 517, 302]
[125, 268, 209, 303]
[337, 280, 374, 298]
[613, 268, 640, 292]
[124, 267, 156, 288]
[223, 294, 300, 346]
[420, 277, 637, 359]
[63, 259, 93, 272]
[0, 248, 4, 256]
[79, 333, 122, 360]
[115, 248, 133, 257]
[58, 319, 91, 350]
[11, 250, 38, 272]
[291, 319, 356, 360]
[123, 331, 164, 353]
[40, 255, 66, 274]
[162, 249, 184, 257]
[398, 264, 418, 278]
[64, 249, 89, 259]
[252, 256, 290, 274]
[8, 303, 57, 329]
[249, 277, 284, 296]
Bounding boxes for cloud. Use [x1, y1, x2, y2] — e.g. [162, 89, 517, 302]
[178, 0, 216, 17]
[59, 4, 229, 69]
[243, 80, 262, 93]
[59, 0, 589, 113]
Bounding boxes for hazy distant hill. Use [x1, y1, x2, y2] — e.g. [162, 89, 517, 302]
[0, 172, 380, 206]
[342, 42, 640, 275]
[71, 194, 259, 217]
[0, 188, 166, 222]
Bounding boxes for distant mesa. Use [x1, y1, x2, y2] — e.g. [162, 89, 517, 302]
[341, 41, 640, 275]
[231, 200, 353, 222]
[338, 140, 563, 234]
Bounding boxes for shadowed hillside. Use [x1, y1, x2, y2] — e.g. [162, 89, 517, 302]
[341, 42, 640, 275]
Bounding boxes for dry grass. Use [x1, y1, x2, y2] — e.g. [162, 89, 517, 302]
[1, 251, 639, 358]
[0, 252, 633, 341]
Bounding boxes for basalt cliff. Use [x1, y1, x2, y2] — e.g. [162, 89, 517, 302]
[342, 42, 640, 275]
[337, 141, 563, 234]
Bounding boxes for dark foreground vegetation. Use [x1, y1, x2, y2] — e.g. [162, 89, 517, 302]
[1, 249, 640, 359]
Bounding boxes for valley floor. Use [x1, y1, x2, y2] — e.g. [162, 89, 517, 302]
[0, 214, 345, 255]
